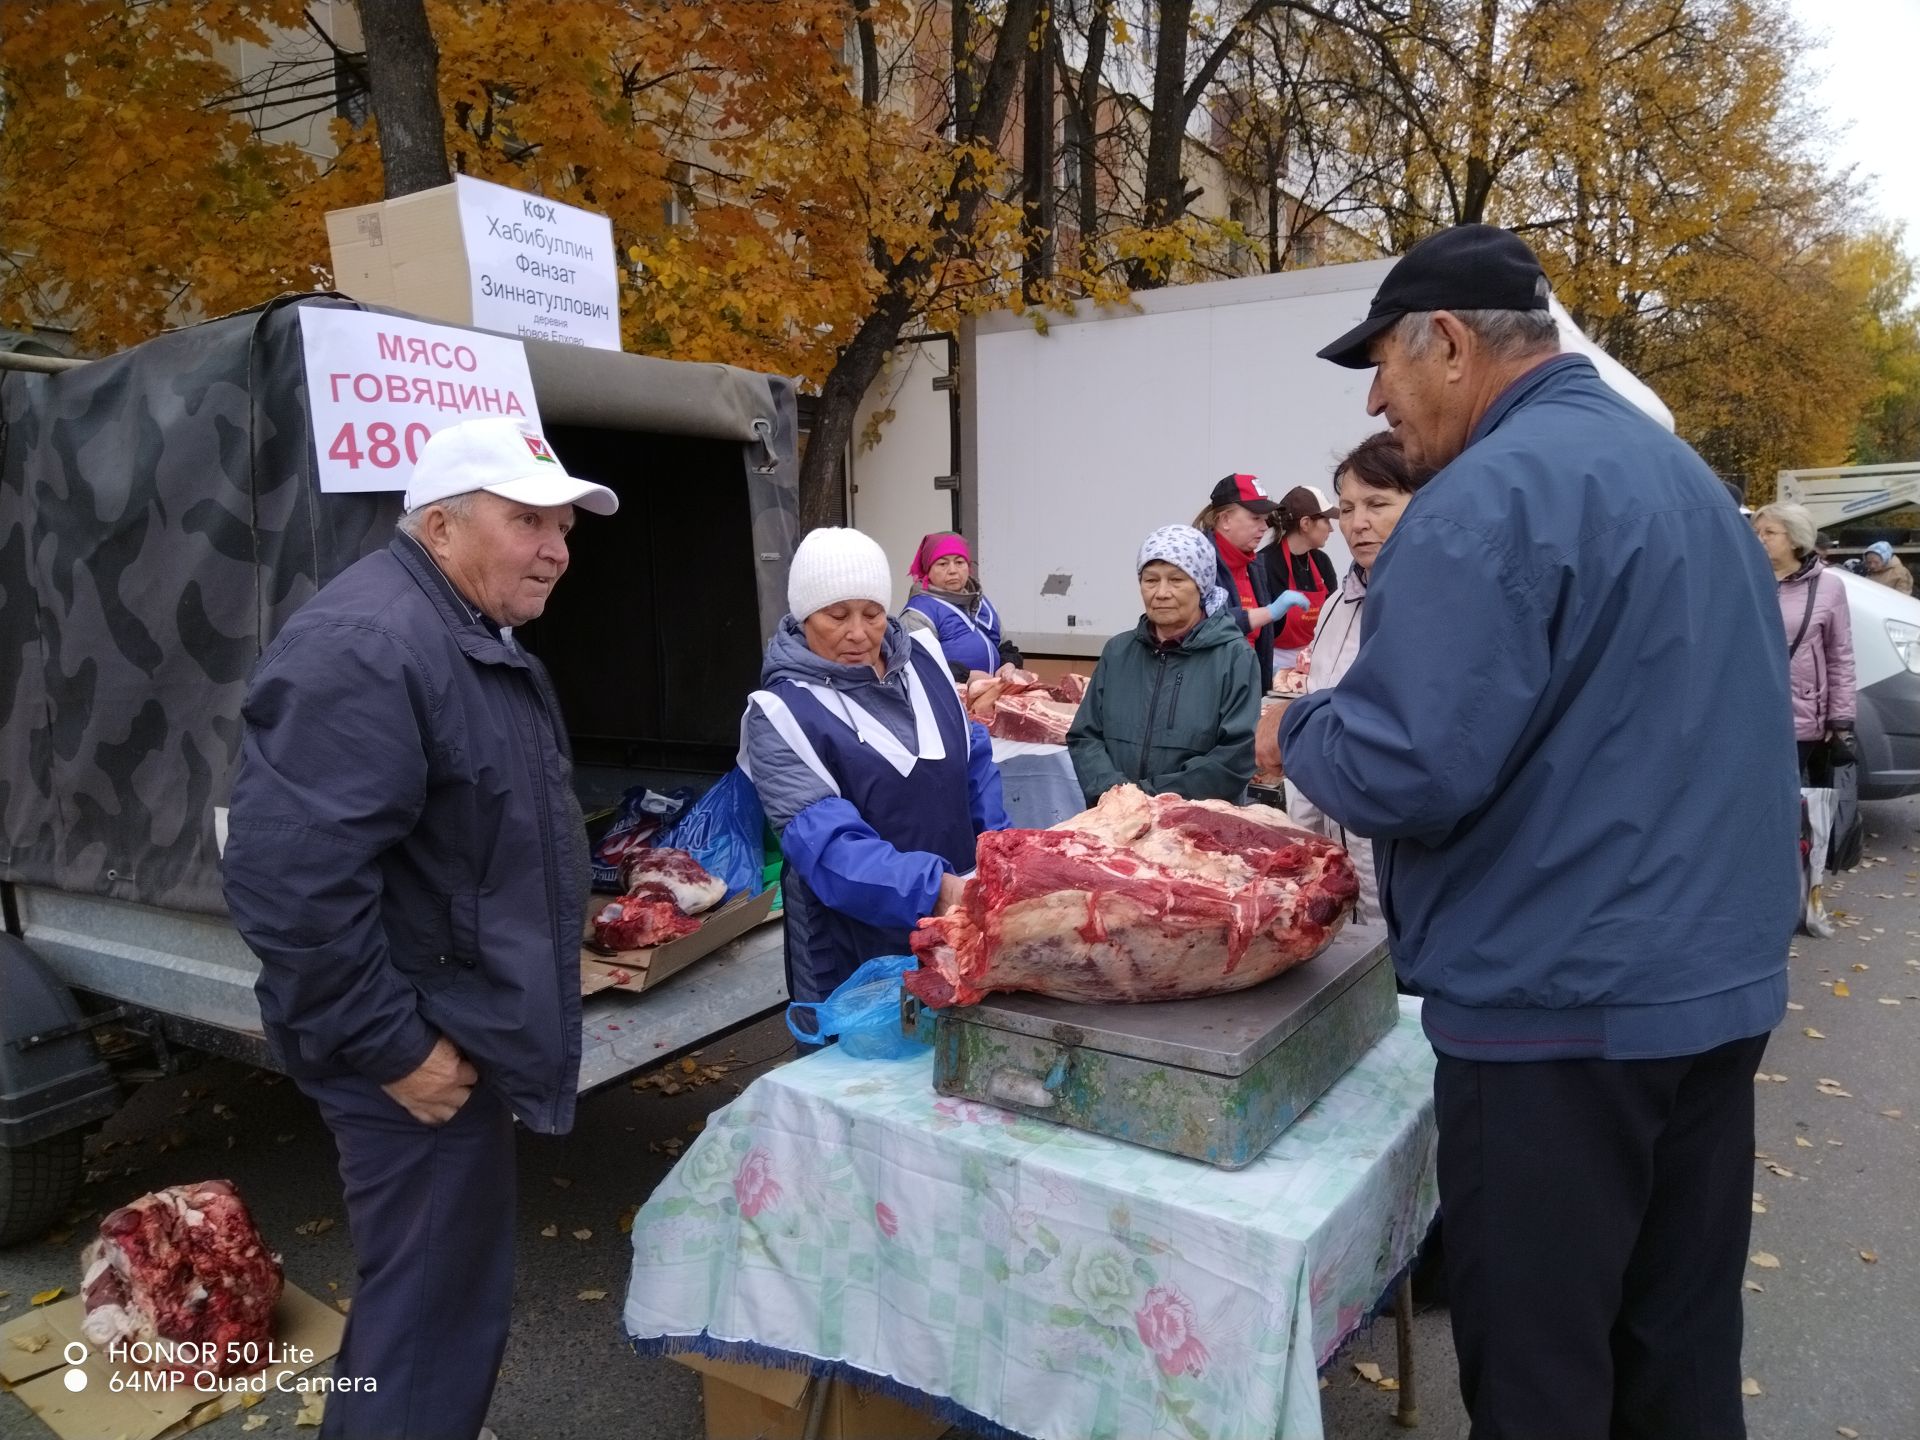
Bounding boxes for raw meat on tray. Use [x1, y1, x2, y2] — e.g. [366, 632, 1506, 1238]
[593, 895, 703, 951]
[958, 664, 1088, 744]
[907, 784, 1356, 1007]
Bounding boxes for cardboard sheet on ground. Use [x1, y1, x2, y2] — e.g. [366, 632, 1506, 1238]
[0, 1283, 343, 1440]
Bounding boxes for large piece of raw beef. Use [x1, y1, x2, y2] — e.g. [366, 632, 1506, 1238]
[80, 1180, 283, 1379]
[906, 785, 1356, 1007]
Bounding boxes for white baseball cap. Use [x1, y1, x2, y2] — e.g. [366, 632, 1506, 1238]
[402, 417, 619, 516]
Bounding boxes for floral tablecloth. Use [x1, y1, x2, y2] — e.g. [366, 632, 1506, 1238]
[624, 997, 1437, 1440]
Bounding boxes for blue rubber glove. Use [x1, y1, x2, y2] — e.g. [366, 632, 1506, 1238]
[1274, 590, 1310, 614]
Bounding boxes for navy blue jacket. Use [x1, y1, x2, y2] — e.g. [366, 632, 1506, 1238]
[1280, 355, 1797, 1061]
[742, 621, 1006, 919]
[223, 537, 590, 1133]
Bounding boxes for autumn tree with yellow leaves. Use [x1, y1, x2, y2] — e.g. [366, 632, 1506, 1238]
[1234, 0, 1920, 491]
[0, 0, 1057, 522]
[2, 0, 1915, 508]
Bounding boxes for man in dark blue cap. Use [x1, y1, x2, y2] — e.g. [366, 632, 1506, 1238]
[1283, 225, 1797, 1439]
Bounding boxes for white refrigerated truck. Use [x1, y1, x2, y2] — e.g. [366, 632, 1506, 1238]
[849, 257, 1673, 651]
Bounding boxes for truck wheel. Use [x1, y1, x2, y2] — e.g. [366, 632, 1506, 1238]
[0, 1129, 83, 1246]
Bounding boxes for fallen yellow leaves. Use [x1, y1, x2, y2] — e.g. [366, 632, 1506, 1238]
[572, 1228, 594, 1242]
[9, 1332, 50, 1354]
[1838, 1427, 1860, 1438]
[1351, 1361, 1400, 1391]
[30, 1287, 62, 1306]
[1749, 1253, 1781, 1270]
[1794, 1136, 1814, 1148]
[1815, 1079, 1854, 1099]
[1741, 1377, 1763, 1397]
[241, 1413, 271, 1432]
[1877, 997, 1902, 1006]
[630, 1055, 740, 1099]
[577, 1289, 608, 1302]
[1858, 1250, 1877, 1265]
[295, 1394, 325, 1427]
[1743, 1279, 1765, 1293]
[293, 1217, 335, 1237]
[1832, 980, 1851, 998]
[1880, 1109, 1904, 1120]
[1802, 1028, 1826, 1039]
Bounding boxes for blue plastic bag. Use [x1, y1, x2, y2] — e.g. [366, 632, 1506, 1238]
[786, 955, 926, 1059]
[655, 769, 767, 904]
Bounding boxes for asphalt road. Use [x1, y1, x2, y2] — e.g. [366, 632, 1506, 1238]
[3, 795, 1915, 1440]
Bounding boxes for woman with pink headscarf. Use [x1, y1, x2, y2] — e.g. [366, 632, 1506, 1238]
[899, 531, 1019, 678]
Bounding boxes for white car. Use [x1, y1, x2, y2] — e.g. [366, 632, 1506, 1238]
[1834, 568, 1920, 799]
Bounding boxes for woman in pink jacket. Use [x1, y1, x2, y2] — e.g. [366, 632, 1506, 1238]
[1752, 502, 1855, 776]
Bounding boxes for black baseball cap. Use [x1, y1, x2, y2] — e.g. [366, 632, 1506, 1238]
[1209, 473, 1277, 514]
[1317, 224, 1550, 369]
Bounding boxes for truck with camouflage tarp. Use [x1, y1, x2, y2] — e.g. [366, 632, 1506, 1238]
[0, 296, 801, 1243]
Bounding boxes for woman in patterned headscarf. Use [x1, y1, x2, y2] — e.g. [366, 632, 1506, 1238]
[1065, 525, 1263, 805]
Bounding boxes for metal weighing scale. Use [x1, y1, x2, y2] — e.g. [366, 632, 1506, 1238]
[924, 920, 1396, 1169]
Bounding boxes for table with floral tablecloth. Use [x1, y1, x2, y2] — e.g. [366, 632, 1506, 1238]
[624, 997, 1437, 1440]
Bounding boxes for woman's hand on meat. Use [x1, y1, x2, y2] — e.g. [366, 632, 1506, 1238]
[936, 872, 968, 915]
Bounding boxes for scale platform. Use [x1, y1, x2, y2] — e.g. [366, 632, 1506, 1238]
[928, 920, 1396, 1168]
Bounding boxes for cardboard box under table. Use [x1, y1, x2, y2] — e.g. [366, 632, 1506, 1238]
[673, 1353, 946, 1440]
[929, 919, 1396, 1168]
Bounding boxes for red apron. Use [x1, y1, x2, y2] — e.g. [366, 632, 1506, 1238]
[1275, 548, 1333, 651]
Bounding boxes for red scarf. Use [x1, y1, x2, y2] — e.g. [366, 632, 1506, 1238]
[1211, 529, 1260, 651]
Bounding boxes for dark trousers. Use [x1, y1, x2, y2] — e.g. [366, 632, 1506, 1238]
[299, 1073, 517, 1440]
[1435, 1033, 1769, 1440]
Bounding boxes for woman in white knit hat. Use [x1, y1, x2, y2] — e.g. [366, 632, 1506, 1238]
[740, 527, 1010, 1028]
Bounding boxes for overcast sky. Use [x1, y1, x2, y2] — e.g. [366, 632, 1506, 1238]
[1789, 0, 1920, 266]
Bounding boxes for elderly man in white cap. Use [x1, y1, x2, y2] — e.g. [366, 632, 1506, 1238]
[740, 526, 1009, 1032]
[223, 416, 618, 1440]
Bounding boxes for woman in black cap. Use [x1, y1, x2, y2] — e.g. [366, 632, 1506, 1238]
[1193, 472, 1306, 693]
[1258, 484, 1341, 673]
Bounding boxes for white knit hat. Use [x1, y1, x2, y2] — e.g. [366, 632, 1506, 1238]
[403, 417, 619, 515]
[788, 527, 893, 619]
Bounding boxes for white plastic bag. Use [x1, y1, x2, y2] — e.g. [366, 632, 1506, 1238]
[1799, 786, 1835, 938]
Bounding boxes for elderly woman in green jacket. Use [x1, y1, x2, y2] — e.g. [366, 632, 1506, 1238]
[1067, 524, 1275, 805]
